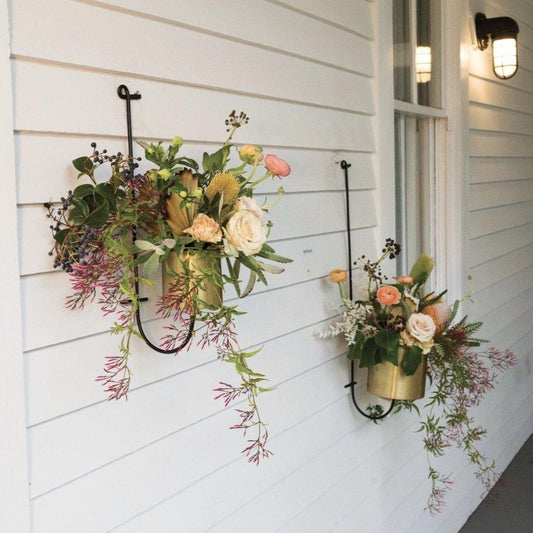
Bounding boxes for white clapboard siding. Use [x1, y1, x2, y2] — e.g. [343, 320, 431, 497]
[469, 200, 533, 238]
[477, 287, 533, 337]
[469, 76, 533, 115]
[470, 180, 533, 211]
[270, 0, 374, 37]
[75, 0, 375, 70]
[469, 103, 533, 136]
[27, 276, 345, 497]
[390, 379, 533, 533]
[30, 350, 353, 531]
[25, 227, 375, 427]
[16, 133, 376, 204]
[466, 3, 533, 532]
[469, 222, 533, 267]
[20, 187, 376, 276]
[22, 190, 376, 352]
[11, 0, 531, 531]
[470, 157, 533, 184]
[13, 62, 375, 152]
[469, 131, 533, 158]
[470, 243, 533, 292]
[11, 1, 373, 114]
[337, 373, 533, 533]
[210, 417, 421, 533]
[110, 393, 371, 533]
[469, 265, 533, 319]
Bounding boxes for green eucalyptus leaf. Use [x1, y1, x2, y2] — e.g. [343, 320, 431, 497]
[347, 330, 365, 360]
[241, 270, 257, 298]
[142, 252, 160, 278]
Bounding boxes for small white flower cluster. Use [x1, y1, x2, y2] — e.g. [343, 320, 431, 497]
[318, 299, 375, 345]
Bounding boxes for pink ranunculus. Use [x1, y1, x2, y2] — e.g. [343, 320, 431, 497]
[376, 285, 401, 306]
[264, 154, 291, 177]
[397, 275, 414, 286]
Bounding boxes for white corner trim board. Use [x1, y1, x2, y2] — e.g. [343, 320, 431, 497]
[0, 0, 31, 531]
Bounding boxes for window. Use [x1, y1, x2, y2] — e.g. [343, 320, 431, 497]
[393, 0, 445, 286]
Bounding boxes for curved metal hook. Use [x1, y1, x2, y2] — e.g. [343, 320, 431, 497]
[340, 159, 395, 420]
[118, 84, 194, 354]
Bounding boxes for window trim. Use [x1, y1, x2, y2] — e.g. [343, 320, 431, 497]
[379, 0, 468, 301]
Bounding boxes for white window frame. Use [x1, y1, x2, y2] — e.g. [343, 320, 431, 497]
[376, 0, 468, 300]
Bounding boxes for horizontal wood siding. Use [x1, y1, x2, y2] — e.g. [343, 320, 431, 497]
[463, 0, 533, 528]
[10, 1, 386, 531]
[11, 0, 533, 531]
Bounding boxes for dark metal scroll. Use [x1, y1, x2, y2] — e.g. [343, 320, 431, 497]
[118, 84, 194, 354]
[340, 160, 395, 420]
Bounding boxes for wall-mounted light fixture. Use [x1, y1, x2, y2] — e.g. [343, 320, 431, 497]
[475, 12, 519, 79]
[416, 46, 432, 83]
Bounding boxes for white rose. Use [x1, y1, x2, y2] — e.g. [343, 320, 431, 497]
[234, 197, 264, 219]
[225, 209, 267, 256]
[406, 313, 436, 343]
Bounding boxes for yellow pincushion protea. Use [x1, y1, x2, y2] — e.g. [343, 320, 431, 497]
[205, 172, 240, 205]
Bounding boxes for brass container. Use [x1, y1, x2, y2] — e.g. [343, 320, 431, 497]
[367, 346, 427, 400]
[163, 252, 223, 309]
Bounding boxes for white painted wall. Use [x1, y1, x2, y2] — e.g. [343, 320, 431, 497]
[5, 0, 533, 531]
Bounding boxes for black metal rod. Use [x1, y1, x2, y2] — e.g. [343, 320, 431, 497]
[118, 84, 194, 354]
[340, 159, 395, 420]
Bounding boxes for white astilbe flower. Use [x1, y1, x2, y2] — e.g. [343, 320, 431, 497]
[318, 298, 375, 344]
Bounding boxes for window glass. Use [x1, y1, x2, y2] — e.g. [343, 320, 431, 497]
[393, 0, 412, 102]
[417, 0, 441, 107]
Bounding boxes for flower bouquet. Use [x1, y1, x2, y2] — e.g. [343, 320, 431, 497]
[323, 239, 517, 512]
[45, 110, 292, 463]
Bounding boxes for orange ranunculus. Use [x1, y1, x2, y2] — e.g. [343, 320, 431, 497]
[329, 269, 348, 283]
[376, 285, 401, 306]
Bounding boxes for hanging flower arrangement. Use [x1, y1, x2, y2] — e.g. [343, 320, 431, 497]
[321, 240, 517, 513]
[44, 111, 292, 463]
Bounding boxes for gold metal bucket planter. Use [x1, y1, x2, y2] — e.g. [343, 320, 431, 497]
[367, 346, 427, 400]
[163, 251, 223, 309]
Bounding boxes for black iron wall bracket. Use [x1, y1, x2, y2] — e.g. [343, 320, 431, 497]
[117, 84, 194, 354]
[338, 159, 395, 420]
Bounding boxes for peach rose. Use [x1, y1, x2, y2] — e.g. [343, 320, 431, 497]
[225, 209, 267, 256]
[397, 275, 414, 286]
[329, 269, 348, 283]
[376, 285, 401, 306]
[239, 144, 264, 164]
[264, 154, 291, 177]
[183, 214, 222, 243]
